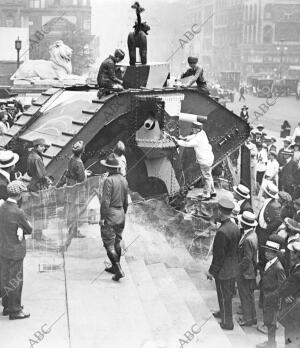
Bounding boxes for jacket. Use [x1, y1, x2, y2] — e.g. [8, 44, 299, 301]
[0, 200, 32, 260]
[0, 170, 10, 201]
[278, 264, 300, 300]
[262, 258, 286, 306]
[240, 199, 254, 214]
[97, 55, 121, 86]
[27, 150, 48, 192]
[181, 65, 206, 88]
[100, 173, 128, 225]
[66, 156, 86, 186]
[258, 199, 282, 234]
[281, 159, 297, 188]
[209, 219, 240, 279]
[238, 229, 258, 279]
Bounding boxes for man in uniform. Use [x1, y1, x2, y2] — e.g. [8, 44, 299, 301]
[27, 138, 51, 241]
[100, 153, 128, 281]
[181, 56, 208, 93]
[207, 199, 240, 330]
[97, 49, 125, 98]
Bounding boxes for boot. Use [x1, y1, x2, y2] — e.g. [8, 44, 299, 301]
[112, 263, 125, 281]
[105, 265, 116, 274]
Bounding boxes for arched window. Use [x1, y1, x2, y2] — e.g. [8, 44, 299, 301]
[263, 25, 273, 43]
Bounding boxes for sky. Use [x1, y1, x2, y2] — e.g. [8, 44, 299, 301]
[90, 0, 193, 75]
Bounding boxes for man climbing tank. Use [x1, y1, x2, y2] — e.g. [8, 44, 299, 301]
[181, 56, 209, 94]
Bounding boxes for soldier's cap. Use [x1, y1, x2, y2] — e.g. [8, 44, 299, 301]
[32, 138, 48, 147]
[100, 153, 121, 168]
[114, 49, 125, 60]
[239, 211, 257, 227]
[287, 234, 300, 252]
[218, 199, 234, 213]
[7, 180, 27, 196]
[192, 121, 203, 129]
[285, 218, 300, 234]
[233, 184, 250, 199]
[263, 182, 279, 199]
[188, 56, 198, 64]
[0, 150, 19, 168]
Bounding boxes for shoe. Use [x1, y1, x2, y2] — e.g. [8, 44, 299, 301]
[219, 323, 234, 330]
[257, 324, 268, 335]
[105, 265, 116, 274]
[112, 263, 125, 281]
[212, 311, 221, 319]
[9, 310, 30, 320]
[2, 308, 9, 316]
[238, 317, 257, 326]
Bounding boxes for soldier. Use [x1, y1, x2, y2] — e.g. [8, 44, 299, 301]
[207, 199, 240, 330]
[97, 49, 125, 98]
[100, 153, 128, 281]
[181, 57, 208, 93]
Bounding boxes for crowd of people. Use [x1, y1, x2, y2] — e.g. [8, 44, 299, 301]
[207, 156, 300, 348]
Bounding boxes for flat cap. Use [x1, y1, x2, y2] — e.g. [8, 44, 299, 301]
[218, 199, 234, 212]
[188, 56, 198, 64]
[7, 180, 27, 196]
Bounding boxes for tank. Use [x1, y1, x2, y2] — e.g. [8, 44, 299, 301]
[4, 63, 250, 197]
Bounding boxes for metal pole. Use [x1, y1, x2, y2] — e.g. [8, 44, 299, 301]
[17, 49, 20, 68]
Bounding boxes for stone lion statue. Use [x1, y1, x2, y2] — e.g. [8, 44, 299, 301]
[11, 40, 83, 81]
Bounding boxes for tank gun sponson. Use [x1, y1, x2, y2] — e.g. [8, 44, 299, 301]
[4, 63, 250, 197]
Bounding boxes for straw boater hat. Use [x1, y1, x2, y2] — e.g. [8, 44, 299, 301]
[282, 149, 293, 156]
[240, 211, 258, 227]
[285, 218, 300, 234]
[287, 234, 300, 252]
[263, 182, 279, 199]
[100, 153, 121, 168]
[233, 184, 250, 199]
[262, 239, 281, 252]
[192, 121, 203, 129]
[0, 150, 19, 168]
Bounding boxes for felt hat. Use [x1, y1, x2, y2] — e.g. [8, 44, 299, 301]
[0, 150, 19, 168]
[263, 182, 279, 199]
[7, 180, 27, 196]
[240, 211, 257, 227]
[285, 218, 300, 234]
[192, 121, 203, 129]
[100, 153, 121, 168]
[72, 140, 84, 152]
[262, 239, 281, 252]
[188, 56, 198, 64]
[218, 199, 235, 213]
[114, 49, 125, 60]
[233, 184, 250, 199]
[32, 138, 47, 147]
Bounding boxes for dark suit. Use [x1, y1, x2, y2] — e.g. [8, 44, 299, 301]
[237, 229, 258, 322]
[280, 159, 297, 195]
[278, 264, 300, 344]
[257, 199, 282, 270]
[0, 200, 32, 314]
[240, 199, 254, 214]
[0, 171, 9, 201]
[209, 219, 240, 327]
[261, 259, 286, 344]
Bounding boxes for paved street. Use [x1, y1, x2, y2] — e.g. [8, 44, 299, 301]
[227, 93, 300, 140]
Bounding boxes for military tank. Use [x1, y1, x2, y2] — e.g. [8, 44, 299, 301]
[4, 62, 250, 197]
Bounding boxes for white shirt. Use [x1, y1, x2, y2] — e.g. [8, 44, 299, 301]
[177, 130, 214, 166]
[292, 126, 300, 141]
[265, 256, 278, 271]
[265, 159, 279, 179]
[258, 197, 272, 228]
[256, 148, 268, 172]
[116, 154, 127, 177]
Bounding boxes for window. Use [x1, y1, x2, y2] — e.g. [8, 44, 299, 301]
[263, 25, 273, 44]
[6, 16, 14, 27]
[29, 0, 44, 8]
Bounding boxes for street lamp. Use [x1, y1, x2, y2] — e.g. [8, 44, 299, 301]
[15, 37, 22, 69]
[276, 39, 288, 79]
